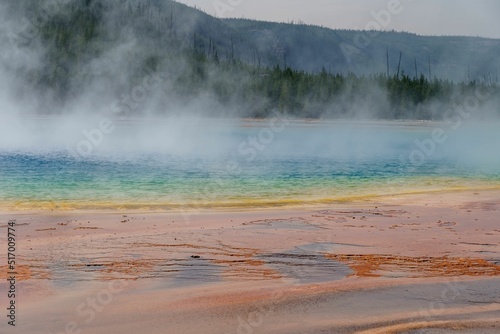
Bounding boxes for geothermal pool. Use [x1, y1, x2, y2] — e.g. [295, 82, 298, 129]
[0, 119, 499, 210]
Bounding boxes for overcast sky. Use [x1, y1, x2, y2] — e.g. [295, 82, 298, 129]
[176, 0, 500, 39]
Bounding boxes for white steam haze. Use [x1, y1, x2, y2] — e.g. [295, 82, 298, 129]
[0, 1, 234, 156]
[0, 0, 499, 170]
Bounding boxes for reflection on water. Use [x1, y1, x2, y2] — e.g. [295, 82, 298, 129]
[259, 251, 352, 284]
[162, 257, 223, 287]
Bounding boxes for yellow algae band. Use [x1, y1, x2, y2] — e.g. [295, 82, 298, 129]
[2, 184, 500, 211]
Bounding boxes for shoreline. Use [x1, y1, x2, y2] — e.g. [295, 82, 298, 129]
[1, 189, 499, 333]
[3, 186, 500, 213]
[0, 186, 500, 214]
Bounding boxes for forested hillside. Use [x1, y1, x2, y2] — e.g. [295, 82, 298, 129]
[3, 0, 499, 119]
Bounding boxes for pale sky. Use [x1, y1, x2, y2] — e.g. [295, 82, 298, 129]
[176, 0, 500, 39]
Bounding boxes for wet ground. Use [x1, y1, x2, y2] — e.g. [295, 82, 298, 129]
[1, 190, 499, 333]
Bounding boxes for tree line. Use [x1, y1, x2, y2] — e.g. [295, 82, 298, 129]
[9, 0, 499, 119]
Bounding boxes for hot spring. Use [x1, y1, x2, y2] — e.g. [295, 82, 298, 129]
[0, 117, 499, 210]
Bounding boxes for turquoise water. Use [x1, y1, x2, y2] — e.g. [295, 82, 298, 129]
[0, 119, 499, 210]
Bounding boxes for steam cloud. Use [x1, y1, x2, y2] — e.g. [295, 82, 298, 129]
[0, 0, 499, 172]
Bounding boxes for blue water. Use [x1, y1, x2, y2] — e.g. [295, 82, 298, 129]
[0, 119, 499, 210]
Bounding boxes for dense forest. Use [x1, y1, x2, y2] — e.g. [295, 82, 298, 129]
[4, 0, 499, 119]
